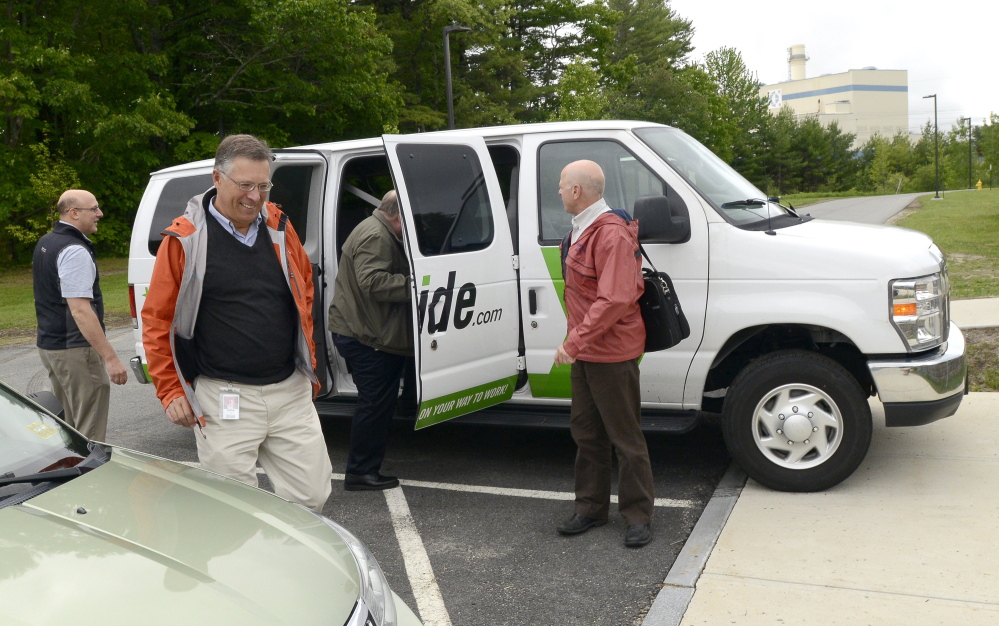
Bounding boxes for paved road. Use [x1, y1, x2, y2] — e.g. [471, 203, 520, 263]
[796, 192, 923, 224]
[1, 331, 730, 626]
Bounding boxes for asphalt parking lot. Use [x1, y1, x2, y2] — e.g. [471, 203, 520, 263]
[319, 419, 730, 626]
[1, 331, 731, 625]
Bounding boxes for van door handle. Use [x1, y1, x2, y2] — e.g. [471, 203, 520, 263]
[528, 289, 537, 315]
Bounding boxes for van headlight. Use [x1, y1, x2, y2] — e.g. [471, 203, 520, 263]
[890, 270, 949, 351]
[298, 507, 397, 626]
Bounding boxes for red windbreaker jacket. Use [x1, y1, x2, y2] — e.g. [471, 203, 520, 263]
[561, 211, 645, 363]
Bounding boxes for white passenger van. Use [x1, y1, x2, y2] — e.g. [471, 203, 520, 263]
[127, 121, 966, 492]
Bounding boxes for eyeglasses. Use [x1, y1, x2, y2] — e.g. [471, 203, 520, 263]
[219, 170, 273, 193]
[73, 206, 101, 213]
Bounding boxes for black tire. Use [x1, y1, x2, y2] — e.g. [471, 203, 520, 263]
[722, 350, 872, 492]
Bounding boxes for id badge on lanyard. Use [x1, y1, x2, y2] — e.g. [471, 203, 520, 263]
[219, 385, 241, 420]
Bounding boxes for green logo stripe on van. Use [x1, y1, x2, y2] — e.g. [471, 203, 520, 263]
[415, 374, 519, 429]
[527, 368, 572, 398]
[540, 246, 567, 317]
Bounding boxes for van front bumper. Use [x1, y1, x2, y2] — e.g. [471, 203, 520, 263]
[867, 322, 967, 427]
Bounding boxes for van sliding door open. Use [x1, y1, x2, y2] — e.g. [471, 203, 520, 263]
[384, 134, 520, 429]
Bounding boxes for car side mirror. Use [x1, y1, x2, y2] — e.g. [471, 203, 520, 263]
[633, 195, 690, 244]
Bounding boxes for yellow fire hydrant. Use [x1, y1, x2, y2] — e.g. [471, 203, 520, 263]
[977, 179, 983, 191]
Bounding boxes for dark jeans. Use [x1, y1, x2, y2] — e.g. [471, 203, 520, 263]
[569, 358, 654, 525]
[332, 334, 408, 476]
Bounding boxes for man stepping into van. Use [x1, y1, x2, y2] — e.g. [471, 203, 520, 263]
[553, 160, 654, 548]
[141, 134, 333, 512]
[328, 190, 413, 491]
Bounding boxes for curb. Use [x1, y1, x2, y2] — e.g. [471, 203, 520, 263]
[642, 462, 748, 626]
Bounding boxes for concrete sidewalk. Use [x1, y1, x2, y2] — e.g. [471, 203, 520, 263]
[652, 298, 999, 625]
[951, 297, 999, 329]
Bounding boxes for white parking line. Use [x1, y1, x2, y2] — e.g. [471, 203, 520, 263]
[388, 476, 696, 509]
[179, 464, 696, 509]
[383, 487, 453, 626]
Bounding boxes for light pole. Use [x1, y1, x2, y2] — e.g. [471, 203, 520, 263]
[923, 94, 940, 198]
[443, 24, 471, 130]
[959, 117, 973, 189]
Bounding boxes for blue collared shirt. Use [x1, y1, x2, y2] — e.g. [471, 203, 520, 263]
[208, 199, 263, 246]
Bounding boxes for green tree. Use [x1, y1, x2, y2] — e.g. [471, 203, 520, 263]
[703, 47, 768, 177]
[549, 59, 608, 121]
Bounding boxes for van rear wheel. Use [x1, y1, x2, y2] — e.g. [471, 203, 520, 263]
[722, 350, 872, 492]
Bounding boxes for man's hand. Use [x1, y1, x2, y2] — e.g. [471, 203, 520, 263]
[105, 357, 128, 385]
[554, 344, 576, 366]
[166, 396, 199, 428]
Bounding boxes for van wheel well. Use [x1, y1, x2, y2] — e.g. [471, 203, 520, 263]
[701, 325, 873, 413]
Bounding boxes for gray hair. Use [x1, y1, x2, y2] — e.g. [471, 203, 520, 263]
[214, 134, 273, 174]
[377, 190, 399, 217]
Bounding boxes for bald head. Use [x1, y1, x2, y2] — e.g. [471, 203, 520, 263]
[558, 160, 605, 216]
[377, 190, 399, 217]
[57, 190, 97, 216]
[56, 189, 102, 235]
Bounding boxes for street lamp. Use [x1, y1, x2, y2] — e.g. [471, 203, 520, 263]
[923, 94, 940, 199]
[959, 117, 973, 189]
[443, 24, 471, 130]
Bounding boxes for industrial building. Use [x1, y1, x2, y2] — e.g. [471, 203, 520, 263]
[759, 44, 909, 147]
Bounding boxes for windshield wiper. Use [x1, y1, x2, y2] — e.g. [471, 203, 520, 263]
[0, 467, 84, 487]
[720, 198, 767, 208]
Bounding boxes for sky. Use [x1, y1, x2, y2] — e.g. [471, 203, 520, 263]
[668, 0, 994, 135]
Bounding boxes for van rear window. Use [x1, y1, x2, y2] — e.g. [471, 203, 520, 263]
[148, 175, 212, 256]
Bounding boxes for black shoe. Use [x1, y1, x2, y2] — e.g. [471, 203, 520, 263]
[557, 514, 607, 536]
[624, 524, 652, 547]
[344, 473, 400, 491]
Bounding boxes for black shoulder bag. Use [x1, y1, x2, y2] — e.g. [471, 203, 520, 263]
[636, 245, 690, 351]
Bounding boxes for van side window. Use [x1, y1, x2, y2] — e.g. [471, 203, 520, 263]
[336, 156, 394, 261]
[268, 165, 315, 242]
[394, 143, 494, 256]
[148, 175, 213, 255]
[537, 141, 666, 244]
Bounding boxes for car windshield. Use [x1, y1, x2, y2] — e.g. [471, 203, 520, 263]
[0, 383, 92, 488]
[634, 126, 792, 227]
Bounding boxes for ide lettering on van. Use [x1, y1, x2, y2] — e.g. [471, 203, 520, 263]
[416, 271, 502, 334]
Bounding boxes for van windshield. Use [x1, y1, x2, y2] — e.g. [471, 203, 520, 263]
[635, 127, 794, 227]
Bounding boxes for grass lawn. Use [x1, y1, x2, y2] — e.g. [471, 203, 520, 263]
[0, 258, 131, 345]
[896, 189, 999, 299]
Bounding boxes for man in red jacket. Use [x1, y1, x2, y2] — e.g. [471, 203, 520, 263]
[554, 160, 654, 548]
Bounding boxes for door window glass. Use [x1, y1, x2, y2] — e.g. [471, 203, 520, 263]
[538, 141, 665, 244]
[148, 175, 213, 255]
[268, 165, 315, 242]
[394, 143, 494, 256]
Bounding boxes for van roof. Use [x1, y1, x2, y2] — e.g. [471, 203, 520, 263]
[150, 120, 667, 176]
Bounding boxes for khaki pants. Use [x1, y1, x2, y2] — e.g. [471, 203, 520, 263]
[569, 358, 654, 525]
[38, 346, 110, 441]
[194, 370, 333, 512]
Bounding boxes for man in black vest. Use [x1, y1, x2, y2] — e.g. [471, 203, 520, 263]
[33, 190, 128, 441]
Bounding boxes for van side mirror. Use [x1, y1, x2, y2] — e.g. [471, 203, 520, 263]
[633, 195, 690, 244]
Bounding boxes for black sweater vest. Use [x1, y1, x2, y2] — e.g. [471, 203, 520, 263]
[192, 214, 297, 384]
[33, 223, 104, 350]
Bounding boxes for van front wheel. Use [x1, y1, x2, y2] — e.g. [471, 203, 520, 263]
[722, 350, 872, 492]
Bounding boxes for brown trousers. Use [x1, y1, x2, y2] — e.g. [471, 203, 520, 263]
[38, 346, 110, 441]
[569, 358, 654, 525]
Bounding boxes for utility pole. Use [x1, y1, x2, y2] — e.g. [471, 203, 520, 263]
[959, 117, 973, 188]
[923, 95, 940, 198]
[443, 24, 471, 130]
